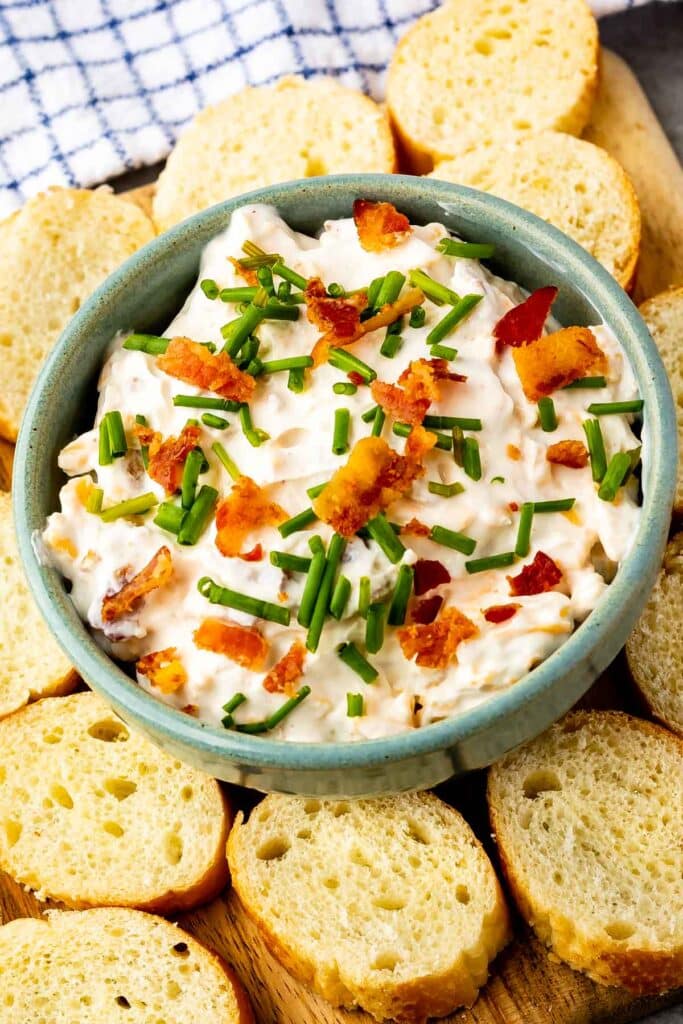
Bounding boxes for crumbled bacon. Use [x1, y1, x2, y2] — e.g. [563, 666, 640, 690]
[181, 704, 199, 716]
[546, 439, 589, 469]
[507, 444, 521, 461]
[371, 358, 467, 426]
[414, 558, 451, 596]
[411, 595, 443, 624]
[157, 337, 255, 403]
[310, 288, 425, 366]
[353, 199, 411, 252]
[372, 381, 430, 426]
[401, 518, 431, 537]
[494, 286, 558, 350]
[304, 277, 366, 340]
[134, 422, 201, 495]
[512, 327, 608, 402]
[508, 551, 563, 597]
[102, 546, 173, 623]
[229, 256, 258, 286]
[194, 617, 268, 670]
[137, 647, 187, 694]
[483, 603, 521, 624]
[347, 371, 366, 387]
[397, 607, 478, 669]
[240, 543, 264, 562]
[508, 501, 519, 512]
[215, 477, 287, 557]
[262, 640, 306, 695]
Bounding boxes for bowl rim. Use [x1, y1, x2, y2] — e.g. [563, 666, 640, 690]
[14, 173, 677, 772]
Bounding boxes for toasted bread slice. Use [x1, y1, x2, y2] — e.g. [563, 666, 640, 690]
[0, 907, 253, 1023]
[0, 491, 78, 718]
[0, 691, 230, 912]
[153, 76, 396, 231]
[639, 286, 683, 514]
[387, 0, 598, 173]
[227, 792, 510, 1022]
[488, 711, 683, 994]
[0, 187, 155, 442]
[626, 534, 683, 736]
[430, 132, 640, 289]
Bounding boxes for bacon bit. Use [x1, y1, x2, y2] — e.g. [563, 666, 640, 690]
[313, 428, 436, 537]
[347, 371, 366, 387]
[304, 277, 366, 339]
[215, 477, 288, 558]
[137, 647, 187, 694]
[401, 517, 431, 537]
[229, 256, 258, 285]
[181, 704, 199, 717]
[353, 199, 411, 252]
[240, 543, 264, 562]
[513, 327, 608, 402]
[506, 444, 521, 461]
[397, 607, 478, 669]
[102, 546, 173, 623]
[134, 422, 201, 495]
[262, 640, 306, 695]
[411, 595, 443, 624]
[484, 603, 521, 624]
[508, 551, 563, 597]
[372, 381, 430, 427]
[372, 358, 467, 426]
[311, 288, 425, 366]
[194, 617, 268, 670]
[508, 501, 520, 512]
[157, 337, 255, 403]
[414, 558, 451, 596]
[494, 286, 558, 350]
[51, 536, 78, 559]
[546, 439, 589, 469]
[76, 478, 95, 506]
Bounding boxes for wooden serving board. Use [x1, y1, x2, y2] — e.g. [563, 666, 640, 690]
[1, 50, 682, 1024]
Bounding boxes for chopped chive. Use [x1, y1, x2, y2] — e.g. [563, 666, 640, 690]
[388, 565, 414, 626]
[624, 445, 642, 482]
[426, 293, 482, 346]
[252, 286, 269, 308]
[491, 476, 505, 484]
[123, 333, 170, 355]
[409, 305, 426, 329]
[327, 282, 345, 298]
[174, 395, 240, 412]
[393, 421, 452, 451]
[430, 343, 458, 360]
[236, 336, 260, 370]
[235, 686, 311, 733]
[309, 535, 324, 554]
[260, 355, 313, 374]
[197, 576, 290, 625]
[212, 441, 240, 481]
[135, 413, 149, 469]
[423, 415, 482, 431]
[437, 238, 495, 259]
[330, 574, 352, 620]
[583, 419, 607, 483]
[86, 486, 103, 514]
[563, 376, 607, 390]
[154, 501, 186, 535]
[257, 265, 274, 294]
[219, 286, 257, 303]
[105, 411, 127, 458]
[98, 418, 112, 466]
[429, 524, 477, 556]
[380, 332, 403, 358]
[221, 305, 266, 356]
[366, 514, 406, 564]
[178, 485, 217, 545]
[428, 481, 465, 498]
[465, 551, 516, 574]
[279, 508, 318, 538]
[271, 260, 308, 291]
[221, 691, 247, 728]
[361, 405, 379, 423]
[463, 437, 482, 480]
[181, 448, 204, 510]
[239, 404, 270, 447]
[306, 534, 346, 652]
[307, 480, 328, 499]
[371, 406, 386, 437]
[297, 541, 327, 628]
[346, 693, 365, 717]
[333, 381, 358, 395]
[288, 367, 305, 393]
[201, 278, 219, 299]
[358, 576, 371, 618]
[532, 498, 576, 513]
[366, 276, 385, 310]
[515, 502, 534, 558]
[538, 397, 557, 432]
[100, 492, 158, 523]
[598, 452, 632, 502]
[261, 301, 299, 322]
[277, 280, 292, 302]
[328, 347, 376, 384]
[337, 642, 378, 684]
[365, 602, 386, 654]
[452, 425, 464, 467]
[375, 270, 406, 308]
[270, 551, 312, 573]
[408, 269, 460, 306]
[201, 413, 230, 430]
[333, 408, 350, 455]
[587, 400, 644, 416]
[246, 357, 263, 377]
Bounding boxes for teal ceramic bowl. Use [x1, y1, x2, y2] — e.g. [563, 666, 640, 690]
[14, 175, 676, 796]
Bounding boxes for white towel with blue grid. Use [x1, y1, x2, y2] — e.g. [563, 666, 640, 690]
[0, 0, 673, 216]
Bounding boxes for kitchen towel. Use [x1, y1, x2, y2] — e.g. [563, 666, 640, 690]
[0, 0, 676, 215]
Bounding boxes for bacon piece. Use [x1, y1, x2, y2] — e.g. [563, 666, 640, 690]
[240, 543, 264, 562]
[494, 286, 558, 350]
[513, 326, 608, 402]
[508, 551, 563, 597]
[506, 444, 521, 461]
[304, 277, 366, 340]
[157, 337, 255, 403]
[371, 358, 467, 426]
[133, 422, 201, 495]
[311, 288, 425, 366]
[546, 439, 589, 469]
[137, 647, 187, 694]
[347, 371, 366, 387]
[414, 558, 451, 596]
[371, 381, 430, 427]
[181, 704, 199, 716]
[102, 546, 173, 623]
[229, 256, 258, 286]
[411, 595, 443, 624]
[194, 617, 268, 670]
[353, 199, 411, 252]
[483, 603, 521, 624]
[401, 518, 431, 537]
[262, 640, 307, 695]
[215, 477, 288, 557]
[397, 607, 478, 670]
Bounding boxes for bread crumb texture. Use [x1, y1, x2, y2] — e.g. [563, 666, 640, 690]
[228, 791, 510, 1022]
[488, 711, 683, 994]
[153, 76, 396, 230]
[0, 907, 252, 1023]
[0, 691, 230, 912]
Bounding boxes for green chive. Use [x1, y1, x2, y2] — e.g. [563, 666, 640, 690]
[123, 333, 170, 355]
[346, 693, 365, 717]
[135, 413, 149, 469]
[297, 541, 327, 627]
[239, 404, 270, 447]
[429, 524, 476, 556]
[491, 476, 505, 484]
[306, 534, 346, 653]
[624, 445, 642, 482]
[270, 551, 312, 573]
[366, 514, 406, 564]
[598, 452, 632, 502]
[388, 565, 413, 626]
[393, 422, 452, 451]
[463, 437, 482, 480]
[380, 332, 403, 358]
[257, 265, 274, 294]
[271, 260, 308, 291]
[423, 415, 482, 431]
[366, 276, 385, 310]
[328, 348, 376, 384]
[437, 238, 495, 259]
[365, 602, 385, 653]
[428, 481, 465, 498]
[288, 367, 305, 393]
[212, 441, 241, 481]
[235, 686, 311, 733]
[279, 507, 317, 538]
[201, 413, 229, 430]
[221, 305, 266, 356]
[587, 400, 644, 416]
[375, 270, 406, 308]
[306, 481, 328, 499]
[333, 382, 358, 395]
[327, 282, 345, 298]
[98, 418, 112, 466]
[515, 502, 534, 558]
[452, 426, 464, 467]
[260, 355, 313, 374]
[408, 269, 460, 306]
[178, 485, 217, 545]
[430, 343, 458, 360]
[333, 408, 350, 455]
[371, 407, 386, 437]
[532, 498, 576, 513]
[180, 448, 204, 510]
[201, 278, 219, 299]
[260, 300, 300, 321]
[197, 576, 290, 625]
[426, 293, 482, 346]
[236, 336, 260, 370]
[538, 397, 557, 432]
[277, 280, 292, 302]
[173, 395, 240, 412]
[465, 551, 516, 574]
[220, 286, 257, 303]
[221, 692, 247, 728]
[86, 487, 103, 514]
[358, 576, 371, 618]
[329, 574, 352, 620]
[409, 306, 426, 329]
[246, 357, 263, 377]
[100, 492, 158, 523]
[154, 501, 186, 534]
[583, 419, 607, 483]
[105, 411, 127, 458]
[361, 405, 379, 423]
[337, 642, 378, 684]
[563, 376, 607, 390]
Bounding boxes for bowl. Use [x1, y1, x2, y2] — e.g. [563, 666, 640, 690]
[14, 174, 677, 796]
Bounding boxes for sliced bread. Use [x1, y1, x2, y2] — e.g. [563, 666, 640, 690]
[430, 132, 640, 289]
[227, 791, 510, 1022]
[0, 187, 155, 441]
[153, 76, 396, 231]
[626, 534, 683, 736]
[0, 491, 78, 718]
[0, 691, 230, 912]
[488, 711, 683, 994]
[387, 0, 598, 173]
[0, 907, 253, 1023]
[639, 285, 683, 514]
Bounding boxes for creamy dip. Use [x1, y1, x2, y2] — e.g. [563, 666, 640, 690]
[44, 204, 643, 741]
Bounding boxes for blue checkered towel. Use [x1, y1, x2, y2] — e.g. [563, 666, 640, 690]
[0, 0, 673, 216]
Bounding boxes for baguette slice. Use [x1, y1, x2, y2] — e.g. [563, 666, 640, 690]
[0, 491, 78, 718]
[0, 907, 253, 1023]
[387, 0, 598, 173]
[639, 286, 683, 514]
[153, 76, 396, 231]
[0, 691, 230, 912]
[0, 187, 155, 442]
[488, 711, 683, 994]
[626, 534, 683, 735]
[430, 132, 640, 289]
[228, 792, 510, 1022]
